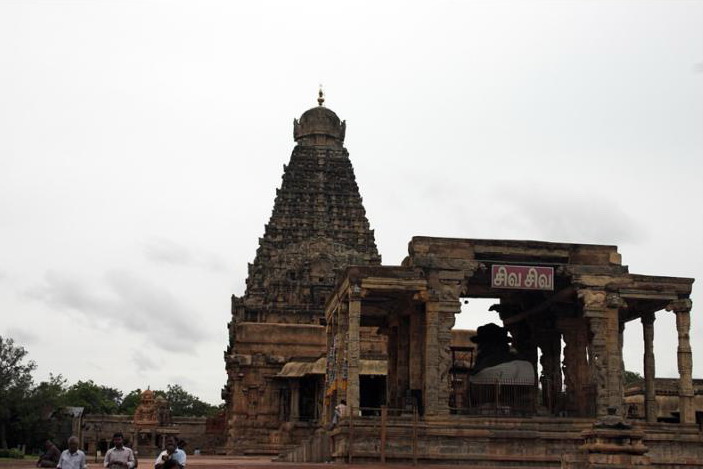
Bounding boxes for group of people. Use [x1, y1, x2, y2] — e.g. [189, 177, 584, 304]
[36, 433, 187, 469]
[37, 437, 89, 469]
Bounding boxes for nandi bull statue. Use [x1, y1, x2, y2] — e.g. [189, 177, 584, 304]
[469, 323, 534, 384]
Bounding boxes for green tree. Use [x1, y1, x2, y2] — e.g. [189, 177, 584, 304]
[624, 370, 644, 387]
[119, 389, 142, 415]
[14, 374, 67, 451]
[166, 384, 218, 417]
[63, 380, 123, 414]
[30, 374, 68, 412]
[0, 336, 37, 449]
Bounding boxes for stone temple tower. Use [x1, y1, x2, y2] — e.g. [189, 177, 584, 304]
[222, 92, 381, 454]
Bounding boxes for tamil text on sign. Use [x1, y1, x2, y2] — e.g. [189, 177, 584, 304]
[491, 265, 554, 291]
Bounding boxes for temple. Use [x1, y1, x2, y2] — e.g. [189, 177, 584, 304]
[53, 389, 223, 457]
[224, 97, 700, 466]
[222, 92, 387, 454]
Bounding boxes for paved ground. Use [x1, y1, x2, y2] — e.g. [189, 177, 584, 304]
[0, 456, 439, 469]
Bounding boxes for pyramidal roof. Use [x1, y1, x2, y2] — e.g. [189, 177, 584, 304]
[233, 97, 381, 324]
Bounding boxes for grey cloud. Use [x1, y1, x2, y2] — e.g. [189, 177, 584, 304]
[496, 186, 645, 245]
[132, 349, 160, 374]
[164, 377, 219, 405]
[167, 375, 198, 392]
[144, 237, 226, 272]
[103, 270, 208, 351]
[144, 238, 194, 266]
[3, 327, 38, 346]
[26, 271, 102, 313]
[27, 269, 206, 353]
[85, 360, 106, 373]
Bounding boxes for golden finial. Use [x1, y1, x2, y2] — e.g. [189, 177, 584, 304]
[317, 85, 325, 106]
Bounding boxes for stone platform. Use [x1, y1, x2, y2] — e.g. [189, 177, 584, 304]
[298, 416, 703, 468]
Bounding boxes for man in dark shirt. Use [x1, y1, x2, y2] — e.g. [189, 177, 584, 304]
[36, 440, 61, 468]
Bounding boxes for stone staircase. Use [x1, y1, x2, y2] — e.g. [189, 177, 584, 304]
[229, 420, 322, 457]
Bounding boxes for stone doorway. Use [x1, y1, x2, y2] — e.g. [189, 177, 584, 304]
[360, 375, 386, 415]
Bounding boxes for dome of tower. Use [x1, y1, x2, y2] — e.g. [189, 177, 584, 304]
[293, 91, 346, 144]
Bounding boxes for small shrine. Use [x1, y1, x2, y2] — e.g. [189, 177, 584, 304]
[133, 389, 177, 451]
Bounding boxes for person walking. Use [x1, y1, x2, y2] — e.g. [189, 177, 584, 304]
[57, 436, 86, 469]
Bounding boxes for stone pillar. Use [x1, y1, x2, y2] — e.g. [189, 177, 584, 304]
[423, 298, 457, 417]
[537, 327, 562, 412]
[324, 307, 336, 423]
[666, 299, 695, 424]
[423, 301, 439, 416]
[290, 380, 300, 421]
[397, 316, 410, 407]
[409, 307, 424, 392]
[578, 290, 608, 416]
[347, 292, 361, 412]
[507, 321, 537, 374]
[580, 289, 621, 417]
[559, 318, 590, 417]
[617, 320, 625, 408]
[335, 302, 348, 406]
[437, 304, 457, 416]
[589, 314, 609, 418]
[641, 312, 657, 423]
[609, 294, 628, 415]
[386, 324, 399, 409]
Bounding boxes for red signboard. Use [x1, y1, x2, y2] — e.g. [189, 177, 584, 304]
[491, 265, 554, 291]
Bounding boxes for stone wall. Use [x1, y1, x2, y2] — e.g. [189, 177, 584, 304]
[80, 414, 218, 458]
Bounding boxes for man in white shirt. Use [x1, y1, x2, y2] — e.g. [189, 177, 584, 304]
[103, 432, 135, 469]
[330, 399, 347, 428]
[57, 436, 86, 469]
[154, 437, 185, 469]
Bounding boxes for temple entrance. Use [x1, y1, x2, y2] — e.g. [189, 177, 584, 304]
[360, 375, 386, 415]
[299, 376, 318, 421]
[98, 439, 108, 454]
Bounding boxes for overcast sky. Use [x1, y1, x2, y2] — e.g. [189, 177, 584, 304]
[1, 1, 701, 405]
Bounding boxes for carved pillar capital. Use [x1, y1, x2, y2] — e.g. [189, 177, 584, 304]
[427, 279, 462, 303]
[607, 293, 628, 310]
[578, 289, 607, 312]
[666, 298, 692, 314]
